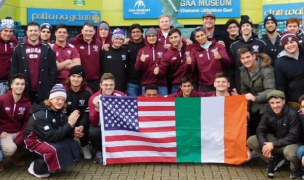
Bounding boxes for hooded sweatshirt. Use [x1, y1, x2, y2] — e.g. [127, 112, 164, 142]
[135, 31, 167, 86]
[0, 90, 31, 146]
[167, 88, 215, 97]
[68, 34, 102, 81]
[97, 21, 112, 47]
[0, 36, 18, 80]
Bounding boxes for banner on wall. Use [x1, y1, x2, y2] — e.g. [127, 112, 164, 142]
[27, 8, 100, 26]
[263, 2, 304, 20]
[123, 0, 240, 19]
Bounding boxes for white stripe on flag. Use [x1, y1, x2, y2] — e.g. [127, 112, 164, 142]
[139, 121, 175, 128]
[201, 97, 225, 163]
[106, 151, 176, 158]
[105, 130, 176, 138]
[138, 102, 175, 106]
[105, 140, 176, 148]
[139, 111, 175, 116]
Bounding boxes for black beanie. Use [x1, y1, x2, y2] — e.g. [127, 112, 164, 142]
[264, 14, 277, 27]
[240, 15, 253, 27]
[40, 23, 52, 32]
[69, 65, 85, 78]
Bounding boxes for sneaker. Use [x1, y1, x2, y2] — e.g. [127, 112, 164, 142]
[274, 155, 286, 172]
[290, 170, 303, 179]
[93, 151, 103, 164]
[10, 154, 25, 167]
[81, 145, 92, 159]
[28, 161, 50, 178]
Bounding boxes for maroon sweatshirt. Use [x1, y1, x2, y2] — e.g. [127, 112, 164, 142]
[158, 41, 195, 84]
[190, 40, 230, 86]
[157, 29, 170, 46]
[167, 88, 215, 97]
[96, 21, 112, 47]
[0, 36, 18, 80]
[135, 32, 167, 86]
[0, 90, 31, 146]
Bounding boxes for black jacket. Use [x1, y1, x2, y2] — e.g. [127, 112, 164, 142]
[256, 105, 301, 148]
[9, 43, 57, 103]
[261, 32, 283, 67]
[229, 34, 268, 93]
[275, 47, 304, 102]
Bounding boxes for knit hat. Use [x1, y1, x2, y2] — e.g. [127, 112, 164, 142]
[111, 28, 125, 41]
[264, 14, 277, 27]
[239, 15, 253, 27]
[0, 17, 14, 32]
[99, 22, 109, 30]
[49, 84, 67, 100]
[69, 65, 85, 77]
[280, 31, 298, 47]
[202, 12, 216, 19]
[145, 28, 157, 36]
[267, 90, 285, 100]
[40, 23, 52, 32]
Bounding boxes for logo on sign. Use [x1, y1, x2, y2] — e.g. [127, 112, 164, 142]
[134, 0, 145, 8]
[129, 0, 151, 15]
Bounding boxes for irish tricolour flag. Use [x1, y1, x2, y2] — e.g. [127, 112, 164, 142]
[101, 95, 248, 165]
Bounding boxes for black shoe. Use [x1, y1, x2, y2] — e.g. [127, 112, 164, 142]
[289, 170, 303, 179]
[273, 155, 285, 172]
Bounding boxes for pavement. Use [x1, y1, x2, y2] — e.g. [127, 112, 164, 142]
[0, 157, 295, 180]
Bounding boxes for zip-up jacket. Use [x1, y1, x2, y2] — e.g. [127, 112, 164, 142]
[261, 32, 283, 66]
[68, 34, 102, 81]
[0, 36, 18, 80]
[0, 90, 31, 146]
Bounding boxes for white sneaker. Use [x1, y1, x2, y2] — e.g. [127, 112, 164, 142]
[28, 161, 50, 178]
[81, 145, 92, 159]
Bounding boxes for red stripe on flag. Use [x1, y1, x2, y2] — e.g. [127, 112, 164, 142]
[139, 116, 175, 122]
[138, 106, 175, 111]
[105, 135, 176, 143]
[140, 126, 176, 132]
[138, 97, 175, 102]
[106, 146, 177, 152]
[106, 157, 177, 164]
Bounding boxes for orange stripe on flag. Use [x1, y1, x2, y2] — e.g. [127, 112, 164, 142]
[224, 95, 248, 165]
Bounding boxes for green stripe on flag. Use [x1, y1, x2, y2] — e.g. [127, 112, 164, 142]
[175, 98, 201, 163]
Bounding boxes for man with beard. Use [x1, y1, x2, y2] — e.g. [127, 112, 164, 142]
[225, 19, 239, 55]
[68, 22, 102, 92]
[261, 14, 283, 66]
[10, 21, 57, 103]
[0, 17, 18, 95]
[40, 23, 52, 44]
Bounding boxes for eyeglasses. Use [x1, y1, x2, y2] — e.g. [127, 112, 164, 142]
[131, 31, 141, 34]
[228, 26, 238, 29]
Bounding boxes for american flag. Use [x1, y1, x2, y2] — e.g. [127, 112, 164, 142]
[100, 96, 177, 164]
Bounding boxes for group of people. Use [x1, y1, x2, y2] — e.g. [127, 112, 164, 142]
[1, 10, 304, 179]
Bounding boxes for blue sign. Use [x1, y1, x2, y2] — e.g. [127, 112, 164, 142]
[123, 0, 240, 19]
[263, 3, 304, 20]
[27, 8, 101, 26]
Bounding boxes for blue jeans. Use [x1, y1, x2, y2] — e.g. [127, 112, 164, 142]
[0, 139, 3, 162]
[126, 83, 142, 96]
[171, 84, 179, 93]
[142, 86, 168, 96]
[296, 145, 304, 160]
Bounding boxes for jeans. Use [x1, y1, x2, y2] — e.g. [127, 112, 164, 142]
[0, 139, 3, 162]
[171, 84, 179, 93]
[142, 86, 168, 96]
[126, 83, 142, 96]
[296, 145, 304, 160]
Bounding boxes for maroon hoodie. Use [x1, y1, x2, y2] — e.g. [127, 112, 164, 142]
[0, 90, 31, 146]
[167, 88, 215, 97]
[96, 21, 112, 47]
[135, 31, 167, 86]
[190, 39, 230, 86]
[158, 40, 195, 84]
[0, 36, 18, 80]
[68, 34, 102, 81]
[24, 37, 42, 91]
[157, 29, 170, 46]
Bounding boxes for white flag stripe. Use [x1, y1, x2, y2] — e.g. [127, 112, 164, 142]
[139, 111, 175, 116]
[201, 97, 225, 163]
[105, 140, 176, 148]
[105, 151, 176, 158]
[105, 130, 176, 138]
[139, 121, 175, 128]
[138, 102, 175, 106]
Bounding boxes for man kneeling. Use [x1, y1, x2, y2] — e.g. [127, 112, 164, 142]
[247, 90, 302, 179]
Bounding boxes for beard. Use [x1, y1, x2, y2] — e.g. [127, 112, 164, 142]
[266, 29, 276, 34]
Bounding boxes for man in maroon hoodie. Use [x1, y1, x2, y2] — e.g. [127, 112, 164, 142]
[10, 21, 57, 104]
[135, 28, 167, 95]
[0, 73, 31, 171]
[97, 21, 112, 49]
[154, 28, 194, 93]
[189, 27, 230, 92]
[0, 17, 18, 95]
[68, 22, 102, 92]
[88, 73, 125, 164]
